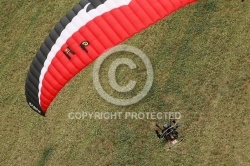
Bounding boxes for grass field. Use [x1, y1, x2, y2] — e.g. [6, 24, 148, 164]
[0, 0, 250, 165]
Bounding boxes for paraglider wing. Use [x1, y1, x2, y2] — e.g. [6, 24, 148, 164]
[25, 0, 197, 116]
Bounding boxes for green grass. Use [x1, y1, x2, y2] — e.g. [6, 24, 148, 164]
[0, 0, 250, 165]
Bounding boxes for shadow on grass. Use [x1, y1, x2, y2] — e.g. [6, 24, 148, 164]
[38, 144, 56, 166]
